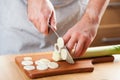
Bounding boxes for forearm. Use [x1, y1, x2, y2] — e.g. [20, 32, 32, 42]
[84, 0, 110, 25]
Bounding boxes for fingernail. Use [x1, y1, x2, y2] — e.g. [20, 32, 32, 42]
[53, 25, 57, 30]
[55, 26, 57, 29]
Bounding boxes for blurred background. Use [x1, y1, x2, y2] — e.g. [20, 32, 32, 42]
[90, 0, 120, 47]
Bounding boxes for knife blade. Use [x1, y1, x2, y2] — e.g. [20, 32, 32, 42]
[64, 46, 75, 64]
[48, 25, 59, 38]
[48, 25, 75, 64]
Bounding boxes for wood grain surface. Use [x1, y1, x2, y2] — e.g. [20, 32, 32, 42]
[15, 53, 114, 79]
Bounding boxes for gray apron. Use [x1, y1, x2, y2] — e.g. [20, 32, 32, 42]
[0, 0, 89, 55]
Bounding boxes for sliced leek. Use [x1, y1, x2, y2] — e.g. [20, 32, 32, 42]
[57, 37, 64, 48]
[61, 49, 68, 60]
[52, 51, 61, 61]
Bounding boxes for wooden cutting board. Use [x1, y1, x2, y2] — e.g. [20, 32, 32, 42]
[15, 52, 114, 79]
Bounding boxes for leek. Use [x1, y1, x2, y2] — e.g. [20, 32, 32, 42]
[81, 44, 120, 58]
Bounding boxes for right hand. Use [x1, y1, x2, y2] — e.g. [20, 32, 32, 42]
[28, 0, 56, 35]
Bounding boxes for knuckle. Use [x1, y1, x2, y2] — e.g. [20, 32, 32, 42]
[79, 34, 88, 40]
[68, 43, 74, 50]
[28, 15, 39, 23]
[28, 15, 33, 22]
[40, 14, 48, 21]
[41, 10, 51, 18]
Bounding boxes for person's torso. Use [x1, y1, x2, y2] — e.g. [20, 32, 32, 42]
[0, 0, 89, 54]
[50, 0, 74, 8]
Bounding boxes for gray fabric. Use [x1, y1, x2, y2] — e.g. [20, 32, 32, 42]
[50, 0, 74, 8]
[0, 0, 89, 55]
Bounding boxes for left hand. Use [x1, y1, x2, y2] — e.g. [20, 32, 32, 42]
[63, 14, 99, 58]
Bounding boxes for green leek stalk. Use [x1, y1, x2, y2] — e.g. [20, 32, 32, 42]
[80, 44, 120, 58]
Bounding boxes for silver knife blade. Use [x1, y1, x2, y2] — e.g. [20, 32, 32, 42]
[48, 25, 59, 38]
[64, 46, 75, 64]
[48, 25, 75, 64]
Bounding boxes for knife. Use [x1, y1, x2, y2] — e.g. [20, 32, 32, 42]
[48, 25, 75, 64]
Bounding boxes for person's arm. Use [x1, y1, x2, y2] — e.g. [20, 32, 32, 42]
[28, 0, 56, 35]
[63, 0, 110, 58]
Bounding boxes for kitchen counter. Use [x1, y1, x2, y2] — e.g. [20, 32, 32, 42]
[0, 52, 120, 80]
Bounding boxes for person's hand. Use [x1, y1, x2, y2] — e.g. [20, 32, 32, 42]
[28, 0, 56, 35]
[63, 14, 99, 58]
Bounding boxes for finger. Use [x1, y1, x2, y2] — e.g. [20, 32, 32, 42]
[66, 35, 78, 51]
[49, 11, 57, 30]
[32, 20, 41, 32]
[74, 37, 85, 58]
[80, 38, 92, 56]
[63, 31, 71, 45]
[40, 16, 49, 35]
